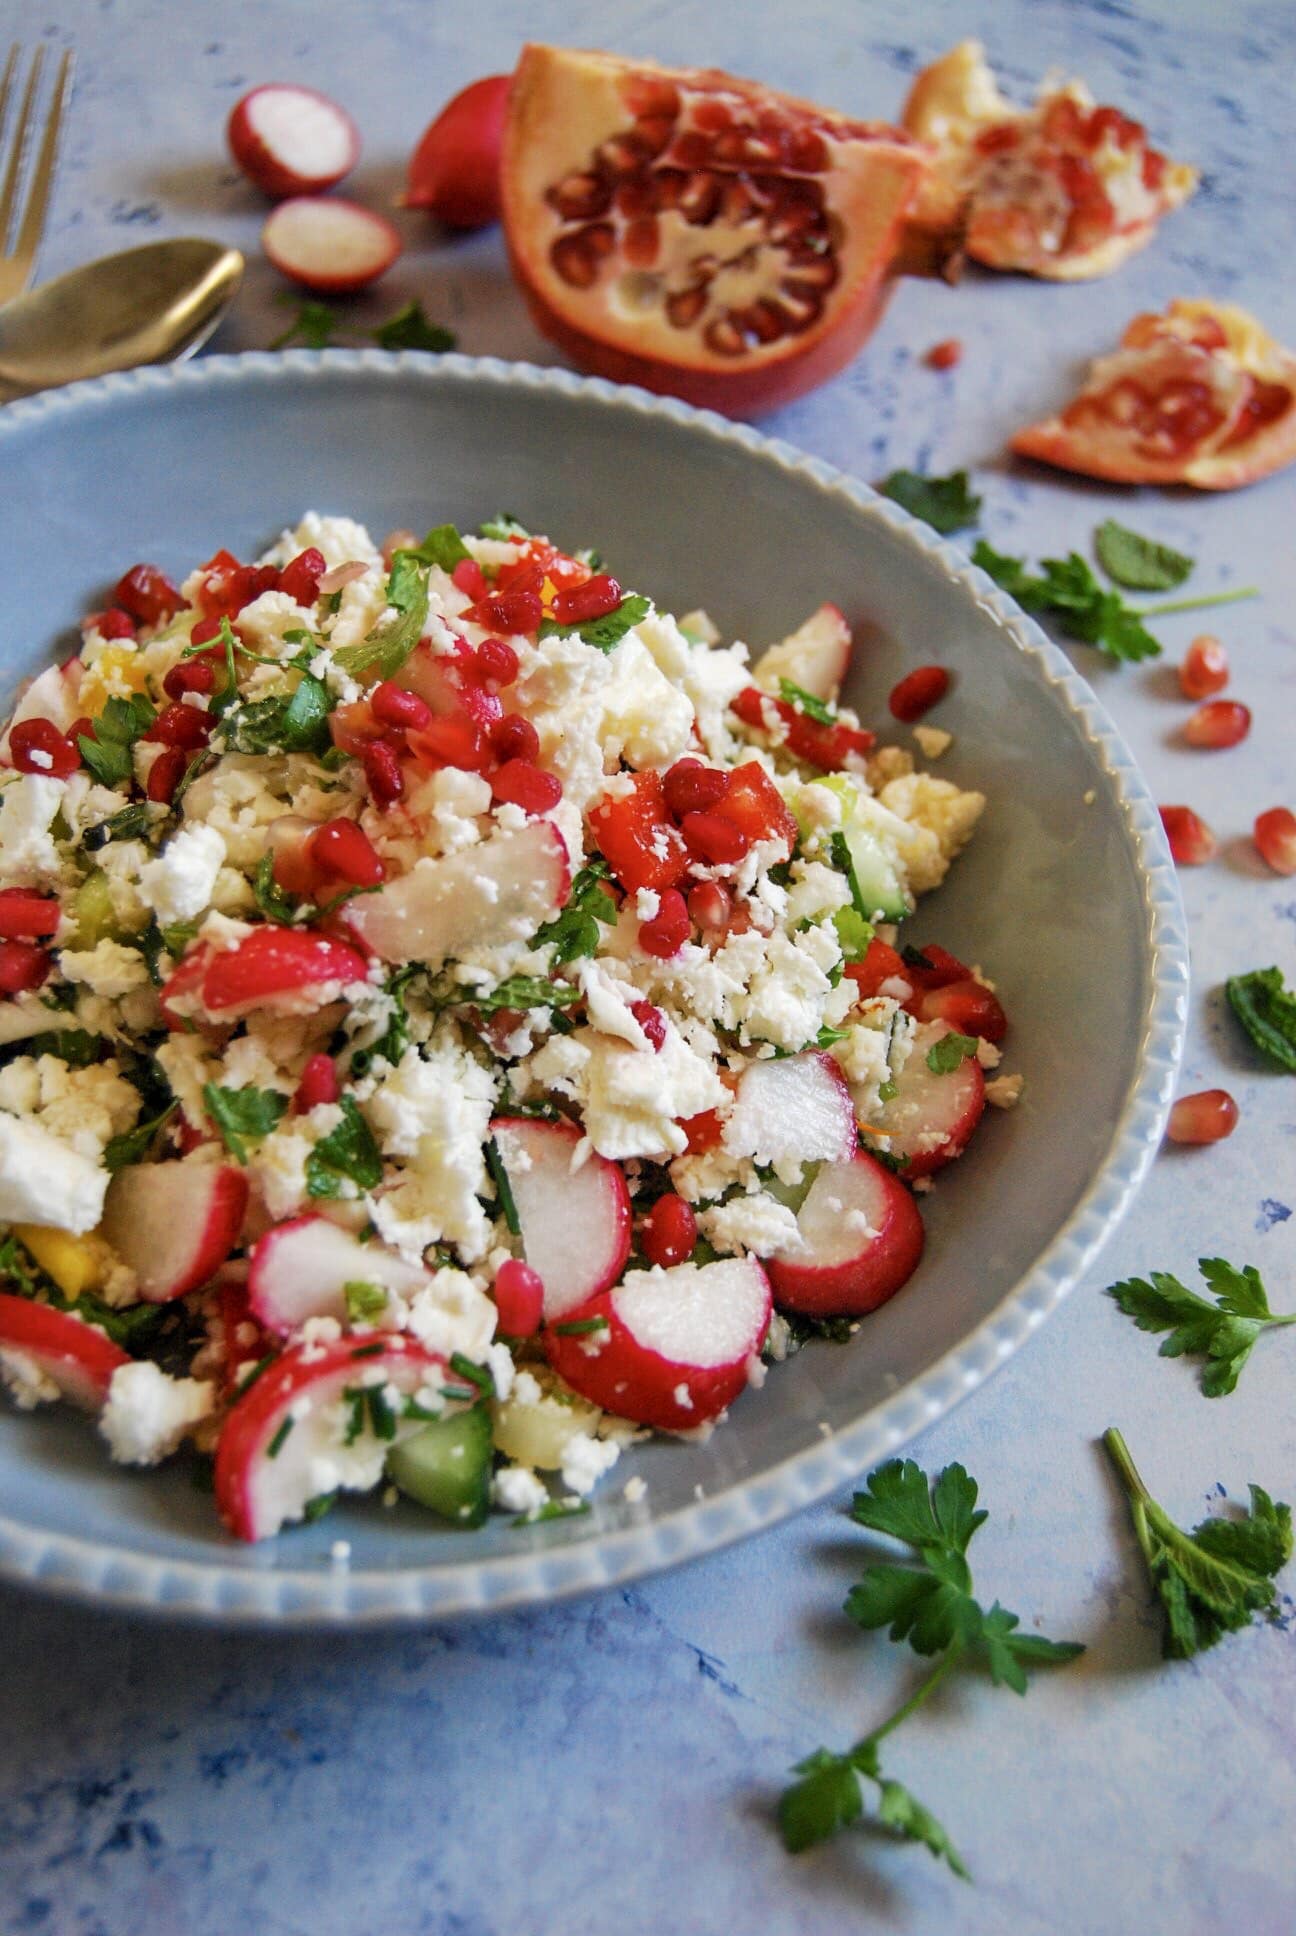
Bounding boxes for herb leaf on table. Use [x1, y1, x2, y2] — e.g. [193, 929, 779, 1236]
[1094, 520, 1194, 591]
[1226, 966, 1296, 1072]
[778, 1459, 1083, 1873]
[1107, 1257, 1296, 1396]
[1102, 1429, 1292, 1659]
[879, 469, 982, 535]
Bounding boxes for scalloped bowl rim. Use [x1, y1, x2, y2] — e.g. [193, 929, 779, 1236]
[0, 351, 1188, 1623]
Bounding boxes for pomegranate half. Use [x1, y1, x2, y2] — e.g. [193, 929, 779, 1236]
[501, 45, 932, 416]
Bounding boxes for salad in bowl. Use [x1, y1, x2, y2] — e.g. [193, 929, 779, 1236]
[0, 511, 1016, 1540]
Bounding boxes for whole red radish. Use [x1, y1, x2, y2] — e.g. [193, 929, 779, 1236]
[228, 84, 360, 199]
[403, 74, 511, 229]
[263, 196, 402, 294]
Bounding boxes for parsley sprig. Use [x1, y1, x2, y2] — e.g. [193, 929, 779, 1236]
[779, 1460, 1082, 1871]
[270, 296, 457, 355]
[1226, 966, 1296, 1073]
[1108, 1257, 1296, 1396]
[533, 858, 617, 965]
[879, 469, 982, 535]
[1103, 1429, 1292, 1659]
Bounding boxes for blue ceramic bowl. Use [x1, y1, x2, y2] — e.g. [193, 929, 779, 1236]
[0, 353, 1186, 1622]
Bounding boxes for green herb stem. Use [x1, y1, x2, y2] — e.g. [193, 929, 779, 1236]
[863, 1646, 963, 1752]
[1135, 586, 1259, 618]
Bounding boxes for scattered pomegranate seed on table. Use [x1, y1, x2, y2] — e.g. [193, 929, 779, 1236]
[1167, 1089, 1239, 1145]
[1182, 699, 1250, 749]
[1159, 805, 1217, 865]
[1253, 807, 1296, 875]
[926, 338, 963, 370]
[1178, 633, 1229, 699]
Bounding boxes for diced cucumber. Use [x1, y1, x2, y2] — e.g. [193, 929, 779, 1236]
[840, 822, 911, 924]
[70, 869, 118, 948]
[386, 1403, 492, 1528]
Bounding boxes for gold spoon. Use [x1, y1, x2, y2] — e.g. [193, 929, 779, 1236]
[0, 237, 243, 399]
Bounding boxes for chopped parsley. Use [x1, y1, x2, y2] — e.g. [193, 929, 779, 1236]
[225, 663, 333, 757]
[401, 523, 471, 573]
[81, 801, 156, 851]
[270, 298, 338, 350]
[78, 693, 156, 787]
[333, 553, 430, 684]
[305, 1097, 384, 1199]
[344, 1280, 388, 1324]
[879, 469, 982, 535]
[533, 858, 617, 965]
[102, 1101, 178, 1174]
[925, 1031, 978, 1075]
[539, 593, 651, 651]
[203, 1082, 288, 1164]
[372, 300, 457, 353]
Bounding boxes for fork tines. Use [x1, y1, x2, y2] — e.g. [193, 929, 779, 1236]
[0, 44, 74, 302]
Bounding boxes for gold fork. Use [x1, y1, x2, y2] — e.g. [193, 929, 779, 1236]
[0, 45, 74, 308]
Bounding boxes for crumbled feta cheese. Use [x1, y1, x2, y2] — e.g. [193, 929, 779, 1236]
[985, 1073, 1024, 1109]
[0, 774, 66, 884]
[492, 1464, 549, 1515]
[0, 1348, 61, 1410]
[99, 1362, 215, 1465]
[913, 724, 953, 760]
[58, 939, 152, 1000]
[404, 1268, 497, 1361]
[137, 824, 226, 926]
[700, 1191, 805, 1258]
[560, 1430, 620, 1497]
[622, 1475, 648, 1504]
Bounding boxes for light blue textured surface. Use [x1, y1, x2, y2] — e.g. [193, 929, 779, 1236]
[2, 1, 1294, 1931]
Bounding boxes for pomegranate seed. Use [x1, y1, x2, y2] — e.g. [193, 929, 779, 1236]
[293, 1052, 340, 1114]
[0, 939, 51, 995]
[371, 681, 432, 731]
[464, 589, 543, 635]
[94, 608, 136, 640]
[1183, 700, 1251, 750]
[362, 740, 405, 807]
[1159, 805, 1217, 866]
[889, 665, 950, 722]
[1178, 633, 1229, 699]
[681, 810, 750, 864]
[163, 658, 216, 701]
[1166, 1088, 1238, 1145]
[413, 714, 491, 772]
[475, 636, 521, 687]
[663, 758, 729, 818]
[630, 999, 667, 1050]
[112, 563, 183, 626]
[687, 880, 733, 931]
[145, 702, 213, 751]
[452, 557, 488, 601]
[189, 614, 226, 647]
[9, 718, 79, 778]
[494, 1258, 545, 1338]
[1254, 806, 1296, 875]
[146, 746, 188, 804]
[278, 546, 327, 607]
[638, 887, 690, 958]
[0, 888, 60, 939]
[312, 817, 386, 888]
[926, 338, 963, 371]
[550, 574, 622, 626]
[491, 713, 541, 763]
[490, 759, 562, 816]
[640, 1193, 697, 1268]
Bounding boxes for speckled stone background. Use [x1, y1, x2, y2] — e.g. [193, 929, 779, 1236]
[2, 2, 1294, 1931]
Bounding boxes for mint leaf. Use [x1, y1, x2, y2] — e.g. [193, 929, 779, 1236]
[306, 1096, 383, 1199]
[1226, 966, 1296, 1073]
[226, 666, 332, 757]
[333, 560, 430, 684]
[402, 524, 470, 574]
[203, 1082, 287, 1164]
[880, 469, 982, 535]
[81, 801, 156, 851]
[539, 593, 651, 652]
[372, 301, 456, 354]
[925, 1031, 978, 1075]
[471, 976, 580, 1015]
[78, 694, 156, 788]
[102, 1101, 177, 1173]
[532, 858, 617, 965]
[1095, 520, 1194, 592]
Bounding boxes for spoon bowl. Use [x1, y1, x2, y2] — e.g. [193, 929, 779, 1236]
[0, 237, 243, 398]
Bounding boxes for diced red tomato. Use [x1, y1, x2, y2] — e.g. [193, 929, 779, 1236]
[845, 937, 906, 997]
[730, 687, 874, 770]
[907, 976, 1008, 1043]
[708, 761, 798, 857]
[0, 888, 60, 939]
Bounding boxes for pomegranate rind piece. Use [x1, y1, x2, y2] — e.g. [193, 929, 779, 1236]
[502, 44, 931, 415]
[765, 1151, 925, 1318]
[0, 1292, 130, 1410]
[1011, 299, 1296, 489]
[543, 1256, 771, 1430]
[903, 39, 1197, 283]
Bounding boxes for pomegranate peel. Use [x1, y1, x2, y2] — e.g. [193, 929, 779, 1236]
[501, 44, 932, 415]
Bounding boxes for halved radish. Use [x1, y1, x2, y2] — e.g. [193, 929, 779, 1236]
[262, 197, 402, 294]
[100, 1162, 248, 1304]
[0, 1293, 129, 1409]
[214, 1333, 463, 1540]
[0, 662, 81, 762]
[869, 1020, 985, 1177]
[723, 1051, 858, 1173]
[196, 927, 369, 1020]
[765, 1151, 924, 1318]
[346, 819, 569, 965]
[248, 1214, 432, 1336]
[491, 1117, 631, 1322]
[543, 1256, 771, 1431]
[227, 84, 360, 199]
[750, 604, 852, 702]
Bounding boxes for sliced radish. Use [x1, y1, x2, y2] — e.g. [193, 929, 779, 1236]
[723, 1050, 858, 1173]
[100, 1162, 248, 1304]
[214, 1333, 462, 1540]
[262, 196, 402, 295]
[0, 1293, 129, 1410]
[0, 662, 81, 762]
[217, 1275, 271, 1396]
[750, 603, 852, 702]
[491, 1117, 631, 1322]
[347, 819, 569, 966]
[195, 927, 369, 1020]
[227, 84, 360, 199]
[765, 1151, 924, 1318]
[869, 1021, 985, 1178]
[544, 1256, 771, 1431]
[248, 1214, 432, 1337]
